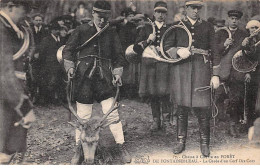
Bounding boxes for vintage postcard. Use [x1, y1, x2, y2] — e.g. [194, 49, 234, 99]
[0, 0, 259, 166]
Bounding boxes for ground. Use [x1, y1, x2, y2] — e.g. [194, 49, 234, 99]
[10, 99, 260, 165]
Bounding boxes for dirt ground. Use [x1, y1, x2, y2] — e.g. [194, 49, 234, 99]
[10, 99, 260, 165]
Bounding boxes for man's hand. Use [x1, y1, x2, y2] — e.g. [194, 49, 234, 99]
[224, 38, 233, 47]
[112, 74, 122, 86]
[177, 47, 191, 59]
[245, 73, 251, 83]
[242, 37, 249, 47]
[68, 68, 75, 79]
[147, 33, 156, 43]
[210, 76, 220, 89]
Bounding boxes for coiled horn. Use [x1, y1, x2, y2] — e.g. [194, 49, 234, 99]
[13, 26, 30, 61]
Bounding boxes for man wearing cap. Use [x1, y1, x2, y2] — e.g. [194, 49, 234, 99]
[0, 0, 35, 164]
[242, 20, 260, 121]
[62, 0, 131, 164]
[215, 10, 248, 137]
[132, 1, 172, 132]
[164, 0, 220, 157]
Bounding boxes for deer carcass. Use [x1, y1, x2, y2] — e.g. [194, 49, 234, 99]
[68, 98, 120, 164]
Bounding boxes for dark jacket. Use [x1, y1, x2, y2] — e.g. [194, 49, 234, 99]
[31, 24, 49, 51]
[39, 34, 62, 70]
[133, 22, 171, 97]
[164, 18, 219, 107]
[117, 22, 139, 85]
[0, 14, 32, 154]
[63, 21, 126, 86]
[215, 27, 248, 81]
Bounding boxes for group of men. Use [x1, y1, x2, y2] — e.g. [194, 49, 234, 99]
[1, 0, 260, 165]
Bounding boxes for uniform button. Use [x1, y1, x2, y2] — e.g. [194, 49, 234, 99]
[158, 30, 160, 33]
[191, 46, 194, 48]
[192, 39, 195, 42]
[192, 33, 194, 35]
[157, 35, 160, 38]
[157, 40, 160, 43]
[191, 26, 194, 29]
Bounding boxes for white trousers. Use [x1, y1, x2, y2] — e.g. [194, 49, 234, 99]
[75, 97, 125, 145]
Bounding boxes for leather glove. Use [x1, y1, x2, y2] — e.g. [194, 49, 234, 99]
[210, 76, 220, 89]
[177, 47, 191, 59]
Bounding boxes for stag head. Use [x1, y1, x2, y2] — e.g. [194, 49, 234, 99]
[68, 102, 119, 164]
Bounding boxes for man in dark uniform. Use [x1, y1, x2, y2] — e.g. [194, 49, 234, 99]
[215, 10, 249, 137]
[164, 0, 220, 157]
[63, 0, 131, 164]
[132, 1, 172, 132]
[0, 0, 35, 164]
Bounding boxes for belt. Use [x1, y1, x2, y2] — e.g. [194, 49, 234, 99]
[190, 47, 209, 55]
[78, 55, 111, 62]
[78, 55, 112, 79]
[190, 47, 209, 63]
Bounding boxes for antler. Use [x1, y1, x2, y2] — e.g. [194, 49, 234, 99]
[97, 85, 120, 127]
[66, 78, 88, 125]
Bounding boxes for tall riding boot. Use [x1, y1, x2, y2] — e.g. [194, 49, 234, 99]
[198, 108, 210, 157]
[150, 97, 161, 131]
[173, 106, 188, 154]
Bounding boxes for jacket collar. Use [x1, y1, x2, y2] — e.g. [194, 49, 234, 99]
[183, 16, 202, 26]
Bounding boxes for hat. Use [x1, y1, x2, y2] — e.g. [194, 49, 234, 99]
[228, 10, 243, 19]
[215, 19, 225, 27]
[132, 14, 145, 21]
[246, 20, 260, 29]
[92, 0, 111, 13]
[154, 1, 167, 12]
[185, 0, 204, 7]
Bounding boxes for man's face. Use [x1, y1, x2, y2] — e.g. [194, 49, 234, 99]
[228, 16, 239, 28]
[186, 5, 202, 20]
[126, 14, 135, 23]
[92, 11, 109, 28]
[249, 26, 259, 35]
[33, 16, 43, 27]
[179, 7, 185, 15]
[154, 10, 167, 22]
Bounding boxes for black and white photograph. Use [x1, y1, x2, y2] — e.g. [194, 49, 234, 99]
[0, 0, 260, 165]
